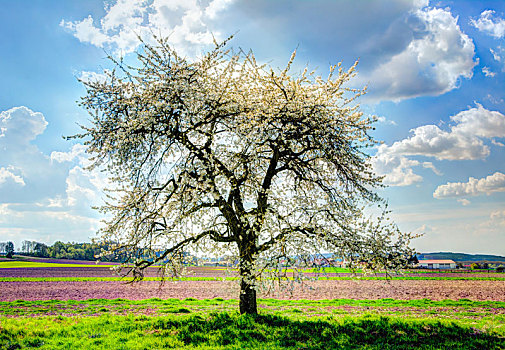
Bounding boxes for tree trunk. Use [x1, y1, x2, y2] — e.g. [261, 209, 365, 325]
[239, 277, 257, 315]
[238, 241, 258, 315]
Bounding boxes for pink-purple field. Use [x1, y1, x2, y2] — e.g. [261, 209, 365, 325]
[2, 279, 505, 302]
[1, 258, 504, 302]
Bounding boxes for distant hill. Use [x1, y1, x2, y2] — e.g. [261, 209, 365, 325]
[418, 252, 505, 263]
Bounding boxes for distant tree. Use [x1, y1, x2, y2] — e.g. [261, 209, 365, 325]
[34, 242, 48, 257]
[470, 263, 481, 270]
[0, 242, 6, 254]
[408, 255, 419, 266]
[21, 240, 29, 253]
[5, 241, 14, 258]
[50, 241, 66, 258]
[73, 36, 414, 314]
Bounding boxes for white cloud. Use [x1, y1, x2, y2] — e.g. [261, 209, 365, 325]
[377, 116, 397, 125]
[0, 106, 47, 143]
[61, 0, 235, 55]
[60, 16, 112, 48]
[378, 123, 487, 162]
[371, 148, 422, 186]
[482, 66, 496, 77]
[205, 0, 234, 19]
[490, 210, 505, 219]
[490, 210, 505, 227]
[433, 172, 505, 198]
[0, 167, 25, 186]
[451, 103, 505, 139]
[51, 144, 87, 163]
[471, 10, 505, 39]
[492, 139, 505, 147]
[65, 165, 107, 208]
[61, 1, 477, 103]
[78, 70, 110, 84]
[373, 104, 505, 186]
[365, 6, 476, 101]
[457, 198, 471, 206]
[422, 162, 442, 175]
[0, 106, 107, 246]
[490, 47, 503, 62]
[384, 104, 505, 160]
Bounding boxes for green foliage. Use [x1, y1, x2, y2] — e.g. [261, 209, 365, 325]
[14, 241, 125, 262]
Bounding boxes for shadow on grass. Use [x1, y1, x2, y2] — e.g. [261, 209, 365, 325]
[163, 312, 504, 349]
[1, 312, 503, 349]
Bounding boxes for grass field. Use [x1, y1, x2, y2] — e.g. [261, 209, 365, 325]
[0, 261, 114, 268]
[1, 298, 504, 349]
[2, 275, 505, 282]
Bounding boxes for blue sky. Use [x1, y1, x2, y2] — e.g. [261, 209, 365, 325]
[1, 0, 504, 255]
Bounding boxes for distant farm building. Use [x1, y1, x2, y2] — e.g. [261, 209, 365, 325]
[418, 259, 456, 269]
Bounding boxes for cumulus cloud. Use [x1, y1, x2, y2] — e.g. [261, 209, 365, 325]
[0, 106, 47, 143]
[433, 172, 505, 198]
[385, 104, 504, 160]
[365, 6, 476, 101]
[51, 144, 87, 163]
[371, 148, 423, 186]
[471, 10, 505, 39]
[0, 167, 25, 186]
[60, 0, 477, 102]
[0, 106, 106, 246]
[371, 155, 443, 187]
[373, 104, 505, 186]
[60, 0, 234, 55]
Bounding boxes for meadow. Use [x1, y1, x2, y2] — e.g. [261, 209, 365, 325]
[1, 258, 504, 349]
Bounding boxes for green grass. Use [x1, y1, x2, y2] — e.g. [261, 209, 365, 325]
[1, 308, 503, 349]
[2, 275, 504, 282]
[1, 298, 504, 329]
[0, 261, 113, 268]
[0, 276, 238, 282]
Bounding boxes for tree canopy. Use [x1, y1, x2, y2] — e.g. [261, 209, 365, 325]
[74, 36, 414, 314]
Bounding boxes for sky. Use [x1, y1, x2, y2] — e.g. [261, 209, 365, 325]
[1, 0, 504, 255]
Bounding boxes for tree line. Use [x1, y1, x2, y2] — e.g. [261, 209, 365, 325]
[1, 240, 125, 262]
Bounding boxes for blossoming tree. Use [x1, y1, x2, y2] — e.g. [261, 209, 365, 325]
[73, 37, 414, 315]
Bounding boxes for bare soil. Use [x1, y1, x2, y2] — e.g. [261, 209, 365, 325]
[1, 279, 504, 302]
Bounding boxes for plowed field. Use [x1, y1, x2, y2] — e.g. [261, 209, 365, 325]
[1, 259, 504, 302]
[1, 278, 504, 302]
